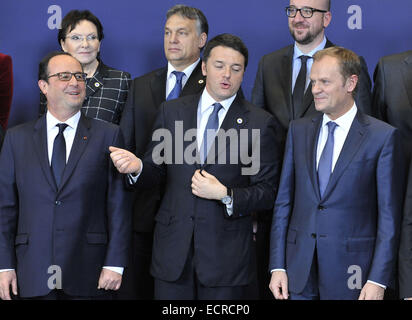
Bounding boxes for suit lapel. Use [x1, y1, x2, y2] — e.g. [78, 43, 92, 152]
[59, 115, 91, 191]
[181, 61, 205, 96]
[32, 115, 57, 192]
[322, 111, 368, 199]
[306, 115, 323, 200]
[151, 68, 167, 108]
[178, 94, 202, 168]
[401, 54, 412, 108]
[86, 62, 107, 98]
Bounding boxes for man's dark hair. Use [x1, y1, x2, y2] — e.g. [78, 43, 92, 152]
[203, 33, 249, 69]
[58, 10, 104, 45]
[38, 51, 74, 82]
[166, 4, 209, 36]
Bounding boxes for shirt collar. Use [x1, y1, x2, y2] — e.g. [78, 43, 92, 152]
[293, 36, 327, 60]
[167, 58, 200, 80]
[199, 87, 237, 114]
[322, 102, 358, 133]
[46, 110, 81, 131]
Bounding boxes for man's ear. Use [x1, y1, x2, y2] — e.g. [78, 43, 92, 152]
[38, 79, 48, 95]
[198, 32, 207, 50]
[201, 60, 207, 77]
[346, 74, 359, 94]
[323, 11, 332, 28]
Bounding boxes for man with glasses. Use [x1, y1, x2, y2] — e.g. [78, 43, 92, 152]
[0, 51, 131, 300]
[250, 0, 372, 300]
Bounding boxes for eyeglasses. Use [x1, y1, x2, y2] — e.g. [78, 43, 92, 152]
[47, 72, 87, 82]
[66, 34, 99, 42]
[285, 6, 327, 18]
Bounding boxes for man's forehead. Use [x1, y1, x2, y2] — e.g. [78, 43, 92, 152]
[48, 55, 82, 72]
[209, 46, 244, 62]
[290, 0, 327, 8]
[165, 14, 196, 28]
[312, 56, 340, 73]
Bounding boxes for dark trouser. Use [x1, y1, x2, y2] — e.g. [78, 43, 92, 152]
[154, 240, 247, 300]
[289, 249, 320, 300]
[20, 289, 113, 300]
[254, 219, 273, 299]
[115, 231, 154, 300]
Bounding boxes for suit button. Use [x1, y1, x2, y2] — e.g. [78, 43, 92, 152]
[318, 205, 325, 211]
[190, 216, 194, 221]
[55, 201, 61, 206]
[311, 233, 316, 238]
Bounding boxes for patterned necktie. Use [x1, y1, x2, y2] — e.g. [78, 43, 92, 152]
[51, 123, 68, 187]
[318, 121, 338, 197]
[166, 71, 185, 101]
[292, 55, 310, 118]
[201, 103, 223, 163]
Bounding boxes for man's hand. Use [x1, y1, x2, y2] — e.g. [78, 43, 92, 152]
[191, 169, 226, 200]
[269, 271, 289, 300]
[0, 270, 18, 300]
[358, 282, 385, 300]
[97, 269, 122, 291]
[109, 146, 141, 175]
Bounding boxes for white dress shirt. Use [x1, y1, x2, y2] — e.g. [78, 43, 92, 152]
[166, 59, 200, 98]
[0, 111, 123, 275]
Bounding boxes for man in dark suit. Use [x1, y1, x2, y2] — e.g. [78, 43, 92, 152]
[372, 50, 412, 163]
[0, 52, 131, 300]
[117, 4, 208, 300]
[269, 46, 404, 300]
[251, 0, 372, 300]
[110, 34, 281, 299]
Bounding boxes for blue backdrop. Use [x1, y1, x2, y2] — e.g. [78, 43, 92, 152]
[1, 0, 411, 127]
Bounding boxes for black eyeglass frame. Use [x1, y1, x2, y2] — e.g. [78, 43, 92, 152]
[47, 72, 87, 82]
[285, 6, 328, 18]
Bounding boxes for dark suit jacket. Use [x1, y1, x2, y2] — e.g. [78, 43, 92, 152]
[0, 114, 131, 298]
[372, 50, 412, 162]
[0, 53, 13, 130]
[252, 40, 372, 152]
[269, 111, 405, 299]
[120, 62, 205, 232]
[134, 93, 281, 286]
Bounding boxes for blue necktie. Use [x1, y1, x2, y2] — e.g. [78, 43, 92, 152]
[318, 121, 338, 197]
[51, 123, 68, 187]
[166, 71, 185, 101]
[201, 102, 223, 163]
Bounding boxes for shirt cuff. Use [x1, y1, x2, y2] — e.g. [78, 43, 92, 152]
[103, 266, 124, 275]
[0, 269, 14, 273]
[271, 269, 286, 273]
[127, 159, 143, 184]
[367, 280, 386, 289]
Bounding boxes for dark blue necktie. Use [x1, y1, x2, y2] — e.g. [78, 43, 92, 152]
[318, 121, 338, 197]
[51, 123, 68, 187]
[166, 71, 185, 101]
[202, 102, 223, 163]
[292, 55, 310, 118]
